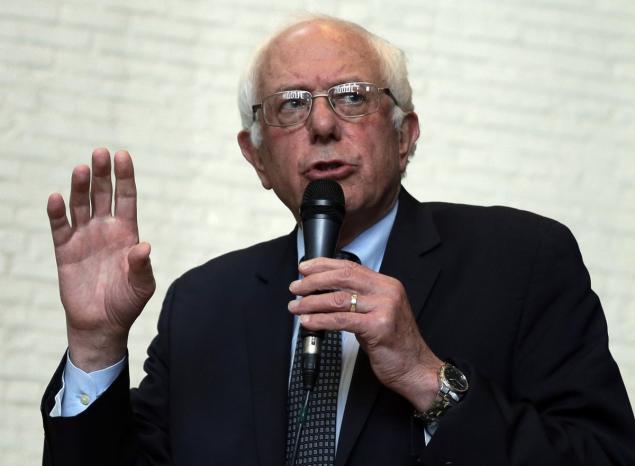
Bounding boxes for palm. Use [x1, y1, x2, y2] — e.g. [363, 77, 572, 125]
[56, 217, 143, 335]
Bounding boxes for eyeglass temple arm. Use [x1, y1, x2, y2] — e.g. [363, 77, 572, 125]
[251, 104, 262, 122]
[381, 88, 400, 107]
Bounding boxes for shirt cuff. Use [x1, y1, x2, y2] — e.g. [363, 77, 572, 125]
[49, 351, 126, 417]
[424, 421, 438, 445]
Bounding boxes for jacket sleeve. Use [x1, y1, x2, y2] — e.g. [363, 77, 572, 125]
[41, 284, 177, 466]
[420, 221, 635, 466]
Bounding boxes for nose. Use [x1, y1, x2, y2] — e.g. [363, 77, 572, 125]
[307, 95, 341, 143]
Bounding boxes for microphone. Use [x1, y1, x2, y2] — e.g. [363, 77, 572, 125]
[300, 179, 345, 390]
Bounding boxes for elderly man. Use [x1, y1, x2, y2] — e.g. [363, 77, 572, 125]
[41, 16, 634, 466]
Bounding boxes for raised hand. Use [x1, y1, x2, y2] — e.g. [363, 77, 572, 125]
[288, 258, 443, 412]
[47, 148, 155, 371]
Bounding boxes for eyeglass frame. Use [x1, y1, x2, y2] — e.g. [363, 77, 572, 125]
[251, 82, 400, 127]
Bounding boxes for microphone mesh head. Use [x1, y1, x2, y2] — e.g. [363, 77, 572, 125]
[302, 179, 344, 205]
[300, 179, 345, 220]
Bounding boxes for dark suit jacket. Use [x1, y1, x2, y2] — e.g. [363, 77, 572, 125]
[41, 188, 635, 465]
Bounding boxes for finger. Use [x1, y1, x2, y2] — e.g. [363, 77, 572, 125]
[47, 193, 72, 247]
[90, 148, 113, 217]
[299, 311, 367, 335]
[299, 257, 356, 275]
[113, 150, 137, 223]
[128, 242, 156, 296]
[289, 291, 368, 315]
[69, 164, 91, 227]
[290, 263, 367, 296]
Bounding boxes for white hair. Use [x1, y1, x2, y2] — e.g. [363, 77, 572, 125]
[237, 15, 416, 158]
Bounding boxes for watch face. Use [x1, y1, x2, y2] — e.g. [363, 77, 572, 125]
[443, 365, 469, 392]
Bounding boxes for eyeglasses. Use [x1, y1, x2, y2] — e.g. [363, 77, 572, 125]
[252, 82, 400, 127]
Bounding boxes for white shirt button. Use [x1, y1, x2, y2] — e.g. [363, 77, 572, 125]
[80, 394, 90, 405]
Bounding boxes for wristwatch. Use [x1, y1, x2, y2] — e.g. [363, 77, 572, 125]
[414, 362, 469, 423]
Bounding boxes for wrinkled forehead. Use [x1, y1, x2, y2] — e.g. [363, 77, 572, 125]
[256, 21, 382, 97]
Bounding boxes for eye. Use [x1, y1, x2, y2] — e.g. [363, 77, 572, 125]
[339, 92, 366, 105]
[279, 98, 308, 112]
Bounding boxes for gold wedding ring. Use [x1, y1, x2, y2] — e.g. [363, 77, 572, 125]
[350, 293, 358, 313]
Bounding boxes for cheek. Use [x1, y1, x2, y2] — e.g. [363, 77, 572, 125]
[261, 138, 293, 173]
[359, 134, 400, 174]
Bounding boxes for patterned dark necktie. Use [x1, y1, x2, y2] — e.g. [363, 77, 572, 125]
[286, 251, 360, 466]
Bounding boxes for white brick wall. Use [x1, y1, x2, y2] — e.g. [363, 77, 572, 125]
[1, 1, 633, 463]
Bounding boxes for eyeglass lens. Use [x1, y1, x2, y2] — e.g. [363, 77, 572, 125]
[262, 83, 380, 127]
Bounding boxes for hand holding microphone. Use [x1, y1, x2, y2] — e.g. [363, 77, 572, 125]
[293, 184, 444, 415]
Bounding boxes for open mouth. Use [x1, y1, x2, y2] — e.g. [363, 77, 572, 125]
[305, 160, 354, 180]
[315, 161, 344, 171]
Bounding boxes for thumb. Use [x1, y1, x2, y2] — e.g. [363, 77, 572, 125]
[128, 242, 156, 295]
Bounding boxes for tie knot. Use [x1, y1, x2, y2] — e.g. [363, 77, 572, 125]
[334, 250, 361, 264]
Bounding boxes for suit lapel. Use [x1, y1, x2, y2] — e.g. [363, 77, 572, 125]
[335, 188, 441, 466]
[243, 232, 297, 466]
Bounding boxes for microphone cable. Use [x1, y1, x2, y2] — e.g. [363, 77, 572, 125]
[289, 389, 311, 466]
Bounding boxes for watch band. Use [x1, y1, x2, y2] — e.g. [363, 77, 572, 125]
[413, 362, 469, 423]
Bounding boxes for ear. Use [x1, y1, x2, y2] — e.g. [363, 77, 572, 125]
[397, 112, 420, 172]
[237, 129, 272, 189]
